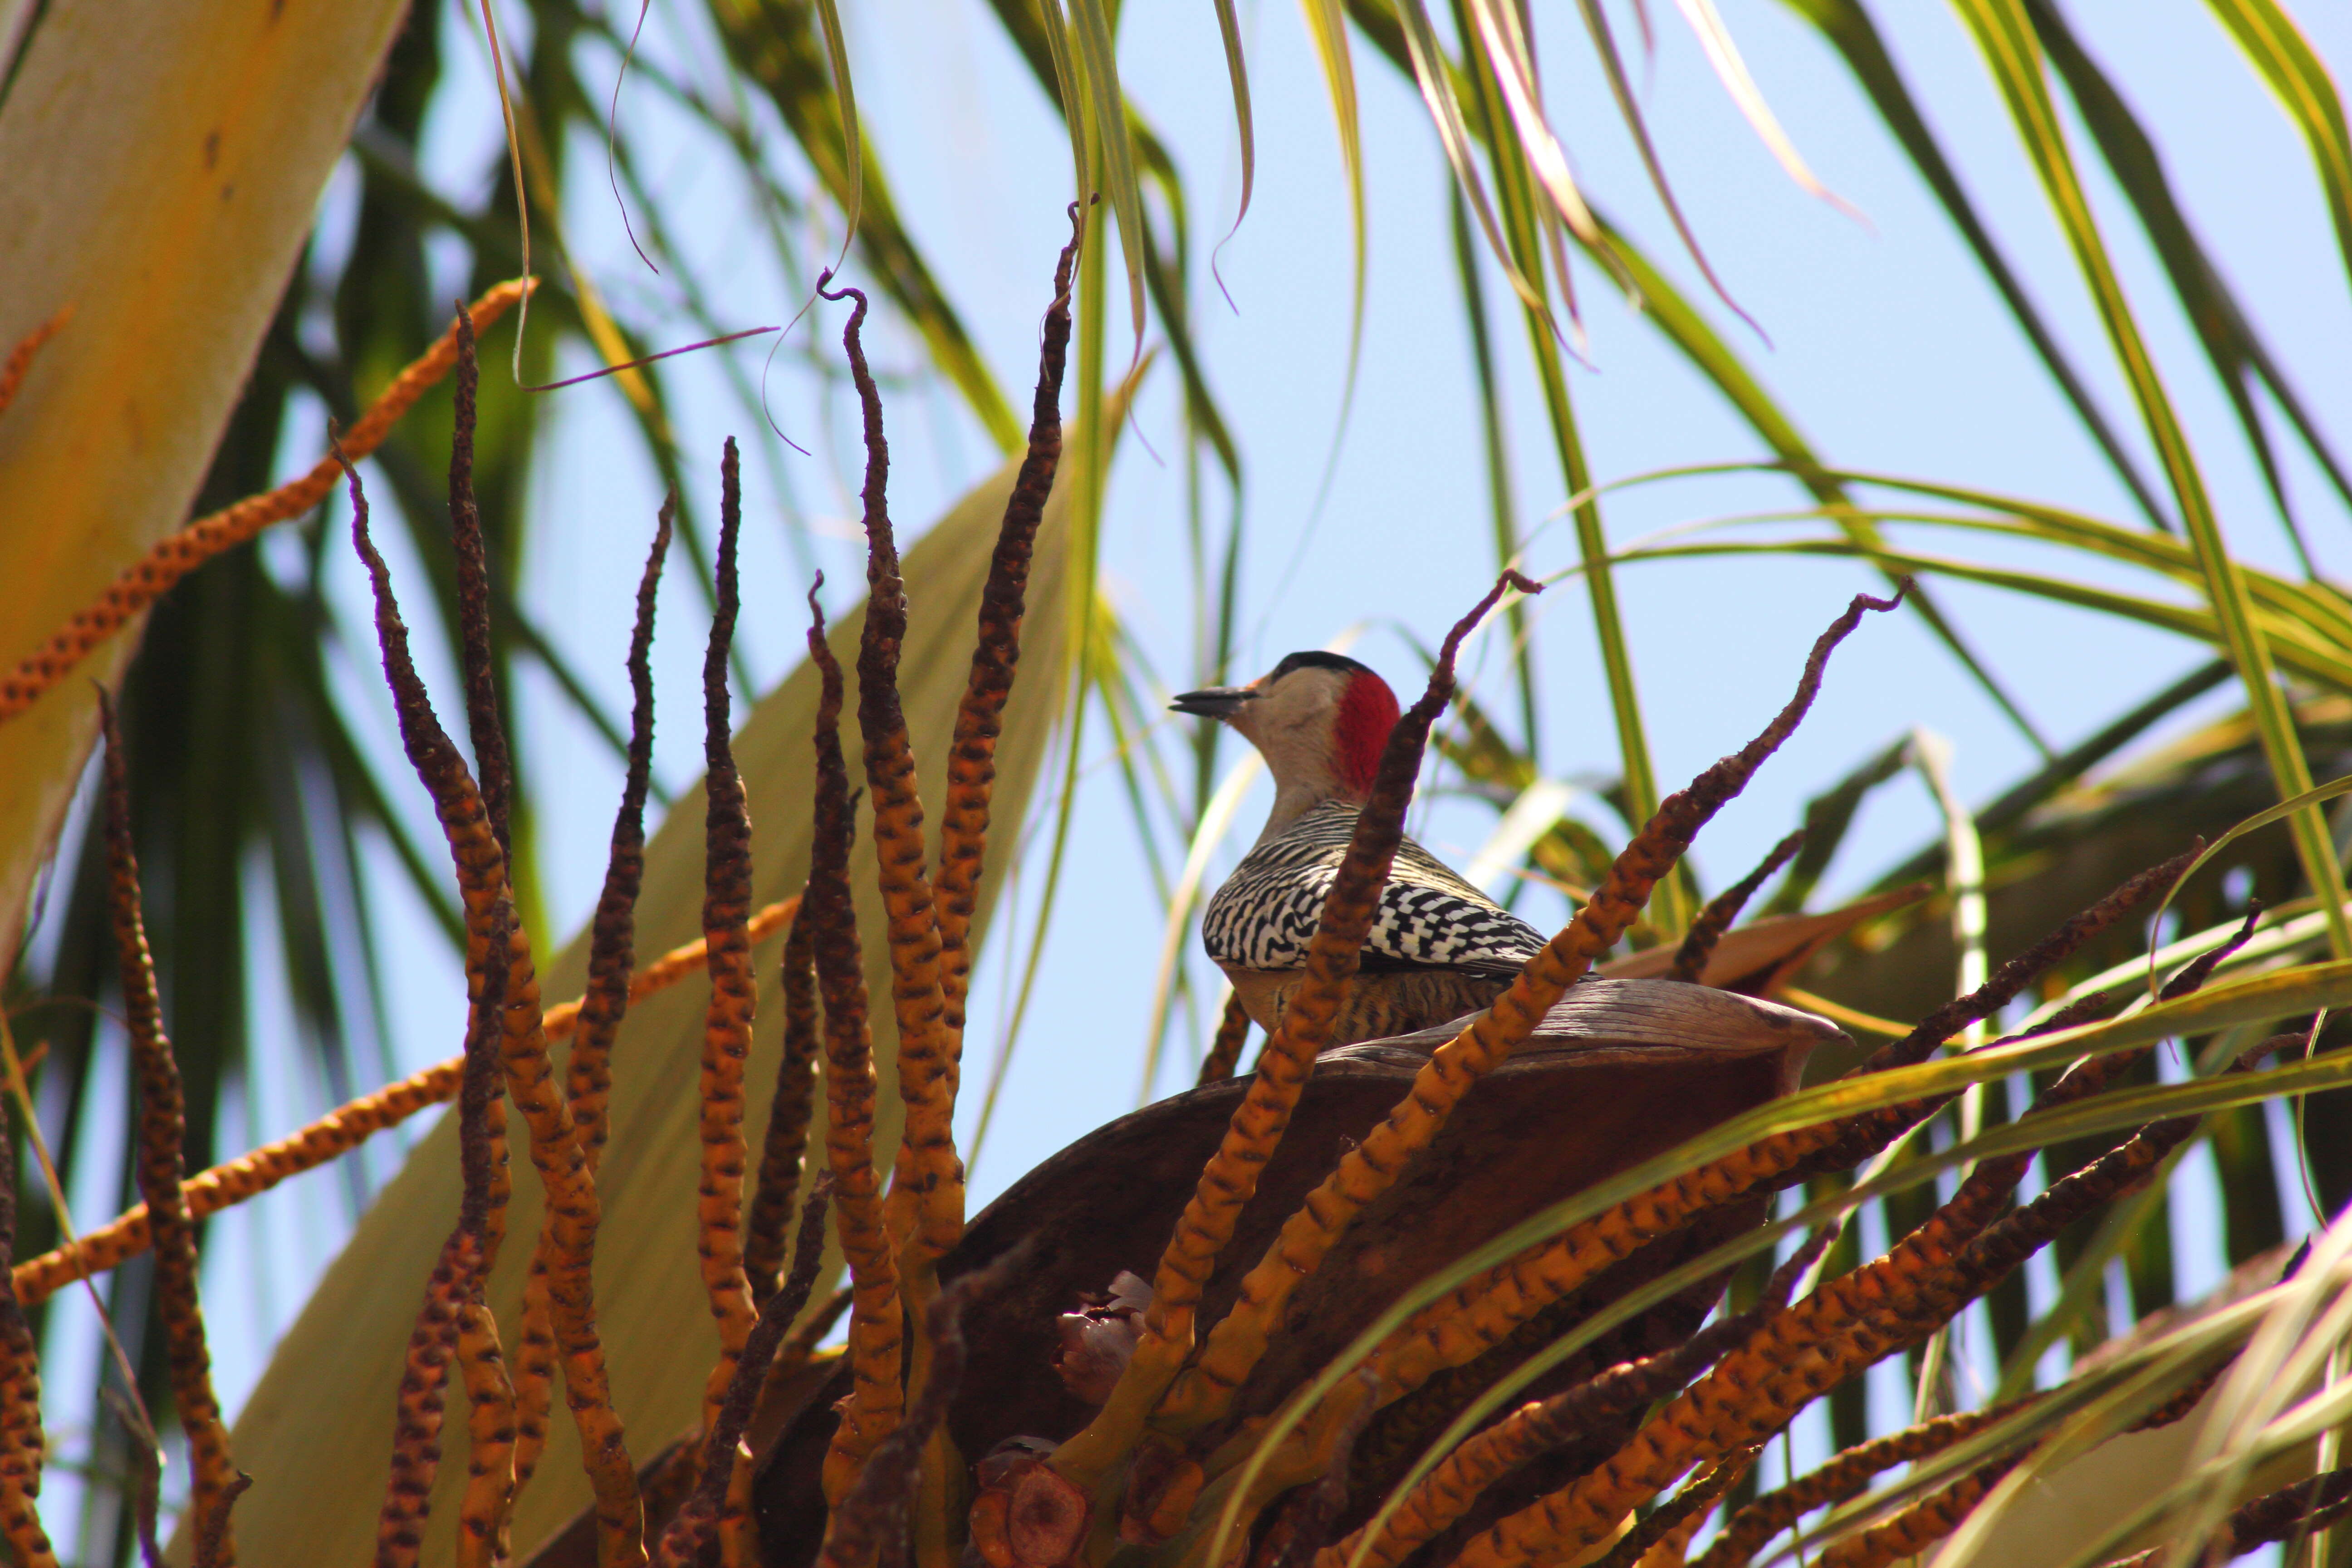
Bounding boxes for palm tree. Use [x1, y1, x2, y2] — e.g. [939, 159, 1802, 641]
[3, 0, 2352, 1560]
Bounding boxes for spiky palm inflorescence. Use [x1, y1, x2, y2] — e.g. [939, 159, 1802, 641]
[11, 234, 2347, 1568]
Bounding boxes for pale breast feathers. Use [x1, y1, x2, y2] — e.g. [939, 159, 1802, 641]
[1202, 800, 1547, 974]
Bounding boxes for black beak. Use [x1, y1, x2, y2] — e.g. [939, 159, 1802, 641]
[1170, 686, 1254, 719]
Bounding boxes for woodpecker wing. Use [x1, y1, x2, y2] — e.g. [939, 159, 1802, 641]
[1202, 800, 1547, 975]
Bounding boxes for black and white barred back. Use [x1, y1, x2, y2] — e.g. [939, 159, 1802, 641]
[1202, 799, 1548, 975]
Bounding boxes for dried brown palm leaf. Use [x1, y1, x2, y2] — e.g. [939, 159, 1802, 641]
[1599, 883, 1931, 1002]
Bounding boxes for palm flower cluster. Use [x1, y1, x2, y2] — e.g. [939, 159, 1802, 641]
[5, 216, 2352, 1568]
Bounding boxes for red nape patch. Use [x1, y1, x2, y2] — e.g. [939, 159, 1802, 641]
[1334, 671, 1401, 794]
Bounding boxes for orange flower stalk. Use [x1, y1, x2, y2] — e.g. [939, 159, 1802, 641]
[1667, 828, 1805, 983]
[0, 1101, 57, 1568]
[0, 305, 70, 424]
[376, 1232, 480, 1568]
[806, 586, 907, 1505]
[453, 1298, 519, 1568]
[1693, 1404, 2028, 1568]
[8, 896, 800, 1309]
[1440, 1036, 2238, 1568]
[97, 694, 238, 1558]
[1816, 1452, 2022, 1568]
[1385, 923, 2230, 1568]
[446, 306, 515, 858]
[346, 445, 641, 1564]
[693, 441, 764, 1555]
[747, 902, 823, 1301]
[0, 281, 531, 725]
[1327, 1228, 1835, 1568]
[1443, 1230, 1990, 1565]
[1196, 994, 1253, 1087]
[193, 1475, 252, 1568]
[569, 497, 674, 1171]
[822, 1242, 1030, 1568]
[339, 434, 514, 1215]
[434, 306, 555, 1506]
[452, 895, 520, 1568]
[1588, 1450, 1756, 1568]
[659, 1181, 836, 1568]
[1049, 570, 1542, 1495]
[1358, 849, 2183, 1426]
[1165, 586, 1888, 1441]
[935, 211, 1081, 1053]
[376, 776, 513, 1568]
[897, 221, 1086, 1557]
[819, 276, 965, 1268]
[2098, 1464, 2352, 1568]
[469, 363, 648, 1552]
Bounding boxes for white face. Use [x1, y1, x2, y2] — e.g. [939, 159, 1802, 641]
[1226, 662, 1355, 801]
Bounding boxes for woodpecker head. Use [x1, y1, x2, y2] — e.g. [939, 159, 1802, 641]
[1172, 652, 1401, 835]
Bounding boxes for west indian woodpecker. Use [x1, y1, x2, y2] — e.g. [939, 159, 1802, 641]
[1172, 651, 1548, 1045]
